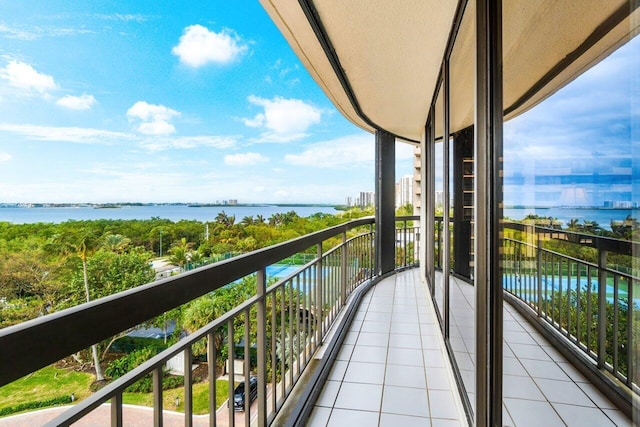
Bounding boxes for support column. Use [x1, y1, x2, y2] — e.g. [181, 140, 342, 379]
[425, 110, 436, 294]
[476, 0, 504, 426]
[375, 130, 396, 276]
[443, 59, 451, 338]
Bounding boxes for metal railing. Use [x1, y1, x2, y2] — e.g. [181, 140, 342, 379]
[0, 217, 420, 426]
[503, 221, 639, 394]
[395, 216, 420, 269]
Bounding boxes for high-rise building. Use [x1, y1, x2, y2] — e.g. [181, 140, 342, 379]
[396, 174, 414, 208]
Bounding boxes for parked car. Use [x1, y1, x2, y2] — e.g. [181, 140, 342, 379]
[233, 376, 258, 411]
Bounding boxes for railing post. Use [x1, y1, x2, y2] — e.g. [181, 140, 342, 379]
[227, 319, 235, 427]
[111, 393, 123, 427]
[153, 367, 163, 427]
[536, 230, 543, 316]
[184, 346, 193, 427]
[207, 332, 217, 427]
[316, 243, 323, 344]
[256, 268, 267, 427]
[341, 231, 347, 304]
[597, 246, 608, 369]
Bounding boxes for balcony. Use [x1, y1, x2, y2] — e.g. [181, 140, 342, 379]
[0, 216, 635, 426]
[307, 270, 629, 426]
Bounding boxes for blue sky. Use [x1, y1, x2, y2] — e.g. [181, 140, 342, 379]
[0, 2, 636, 206]
[0, 1, 415, 204]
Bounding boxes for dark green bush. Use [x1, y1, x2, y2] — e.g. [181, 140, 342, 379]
[0, 395, 72, 416]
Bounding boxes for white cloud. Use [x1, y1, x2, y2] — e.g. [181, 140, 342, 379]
[0, 60, 57, 94]
[126, 101, 180, 135]
[140, 135, 237, 151]
[56, 94, 96, 110]
[172, 25, 247, 68]
[244, 95, 322, 142]
[224, 152, 269, 166]
[0, 123, 134, 144]
[0, 24, 95, 40]
[95, 14, 149, 23]
[0, 152, 11, 162]
[285, 134, 374, 168]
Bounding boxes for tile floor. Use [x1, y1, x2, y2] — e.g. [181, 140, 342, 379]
[306, 269, 634, 426]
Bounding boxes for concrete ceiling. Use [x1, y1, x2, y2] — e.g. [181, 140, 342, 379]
[261, 0, 639, 142]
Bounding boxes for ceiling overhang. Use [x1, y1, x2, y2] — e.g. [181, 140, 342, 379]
[260, 0, 640, 142]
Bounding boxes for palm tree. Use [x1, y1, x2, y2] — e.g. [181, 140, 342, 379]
[168, 238, 194, 269]
[52, 229, 105, 381]
[255, 214, 266, 224]
[240, 215, 255, 227]
[215, 211, 236, 228]
[102, 233, 130, 253]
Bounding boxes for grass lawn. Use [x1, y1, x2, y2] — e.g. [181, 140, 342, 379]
[0, 364, 231, 417]
[122, 379, 231, 414]
[0, 365, 93, 412]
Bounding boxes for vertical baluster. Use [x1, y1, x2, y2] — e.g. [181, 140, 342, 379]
[613, 274, 619, 377]
[536, 236, 542, 315]
[551, 255, 557, 325]
[302, 268, 308, 366]
[316, 243, 323, 348]
[576, 263, 582, 347]
[153, 367, 163, 427]
[340, 231, 349, 306]
[404, 219, 408, 267]
[244, 309, 250, 427]
[184, 346, 193, 427]
[627, 278, 634, 387]
[291, 277, 296, 386]
[586, 266, 593, 356]
[567, 262, 573, 341]
[111, 392, 123, 427]
[227, 318, 235, 427]
[597, 248, 608, 369]
[208, 331, 217, 427]
[271, 291, 277, 417]
[559, 258, 564, 333]
[280, 286, 286, 407]
[256, 269, 267, 426]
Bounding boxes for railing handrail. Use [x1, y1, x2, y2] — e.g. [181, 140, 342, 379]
[0, 216, 375, 387]
[504, 220, 638, 255]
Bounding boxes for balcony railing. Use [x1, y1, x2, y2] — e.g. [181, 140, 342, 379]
[0, 216, 420, 426]
[503, 221, 639, 401]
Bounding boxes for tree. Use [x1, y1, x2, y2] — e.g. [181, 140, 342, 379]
[51, 229, 106, 381]
[167, 238, 194, 269]
[240, 216, 255, 227]
[215, 211, 236, 228]
[102, 233, 131, 253]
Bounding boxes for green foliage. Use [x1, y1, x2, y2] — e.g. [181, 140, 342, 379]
[61, 248, 155, 308]
[0, 395, 72, 416]
[105, 347, 156, 379]
[110, 336, 170, 354]
[396, 203, 414, 216]
[124, 373, 185, 393]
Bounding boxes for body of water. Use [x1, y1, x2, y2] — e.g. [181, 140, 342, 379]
[0, 205, 635, 227]
[0, 205, 339, 224]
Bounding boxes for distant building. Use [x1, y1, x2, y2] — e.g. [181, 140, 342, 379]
[358, 191, 375, 208]
[396, 175, 413, 208]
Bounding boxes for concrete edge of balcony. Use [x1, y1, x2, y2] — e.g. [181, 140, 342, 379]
[503, 291, 639, 420]
[272, 270, 397, 426]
